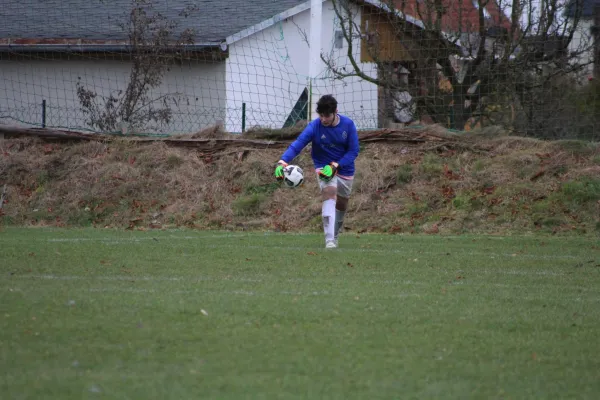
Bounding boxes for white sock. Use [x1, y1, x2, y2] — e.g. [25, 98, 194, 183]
[334, 209, 346, 239]
[322, 199, 336, 242]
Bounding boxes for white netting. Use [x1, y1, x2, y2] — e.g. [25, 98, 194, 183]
[1, 0, 599, 139]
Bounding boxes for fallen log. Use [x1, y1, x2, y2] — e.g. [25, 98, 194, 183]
[0, 124, 488, 153]
[0, 126, 287, 148]
[0, 126, 97, 141]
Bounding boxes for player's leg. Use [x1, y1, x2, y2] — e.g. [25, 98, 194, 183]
[318, 174, 337, 248]
[334, 177, 354, 245]
[334, 196, 348, 244]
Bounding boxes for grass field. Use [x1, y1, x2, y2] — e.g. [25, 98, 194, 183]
[1, 227, 600, 399]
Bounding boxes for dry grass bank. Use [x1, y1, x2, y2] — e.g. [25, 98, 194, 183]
[1, 127, 599, 236]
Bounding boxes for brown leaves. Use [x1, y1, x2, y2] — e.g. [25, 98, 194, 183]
[424, 224, 439, 234]
[530, 169, 545, 181]
[535, 152, 551, 160]
[443, 164, 461, 180]
[441, 185, 455, 199]
[235, 150, 249, 162]
[1, 142, 12, 156]
[43, 144, 54, 154]
[127, 217, 143, 230]
[482, 185, 496, 195]
[388, 225, 402, 233]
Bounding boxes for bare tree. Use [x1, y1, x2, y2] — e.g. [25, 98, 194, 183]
[77, 0, 196, 134]
[323, 0, 592, 136]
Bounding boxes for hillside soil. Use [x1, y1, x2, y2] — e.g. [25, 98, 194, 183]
[1, 126, 599, 236]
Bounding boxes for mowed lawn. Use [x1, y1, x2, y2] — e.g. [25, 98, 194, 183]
[1, 228, 600, 399]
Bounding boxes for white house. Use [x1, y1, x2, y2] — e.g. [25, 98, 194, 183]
[566, 0, 600, 83]
[224, 0, 379, 133]
[0, 0, 380, 134]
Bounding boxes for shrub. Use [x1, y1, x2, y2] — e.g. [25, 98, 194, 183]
[232, 194, 267, 216]
[560, 178, 600, 204]
[396, 164, 413, 184]
[166, 153, 183, 169]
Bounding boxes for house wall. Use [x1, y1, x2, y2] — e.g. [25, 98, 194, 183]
[0, 56, 226, 134]
[568, 19, 595, 83]
[225, 0, 378, 133]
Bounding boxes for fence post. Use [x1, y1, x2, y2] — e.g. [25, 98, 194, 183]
[308, 0, 322, 122]
[42, 100, 46, 128]
[241, 102, 246, 133]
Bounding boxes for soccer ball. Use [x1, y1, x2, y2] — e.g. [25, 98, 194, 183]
[283, 165, 304, 188]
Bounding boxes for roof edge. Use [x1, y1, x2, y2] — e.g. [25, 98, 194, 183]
[224, 0, 461, 48]
[226, 0, 317, 45]
[0, 40, 222, 53]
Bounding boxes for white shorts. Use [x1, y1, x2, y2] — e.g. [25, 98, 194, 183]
[315, 169, 354, 198]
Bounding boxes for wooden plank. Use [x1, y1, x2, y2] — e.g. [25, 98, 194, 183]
[0, 126, 288, 148]
[0, 126, 96, 141]
[0, 125, 475, 151]
[360, 5, 416, 63]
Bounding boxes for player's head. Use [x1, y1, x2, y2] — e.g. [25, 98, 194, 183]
[316, 95, 338, 126]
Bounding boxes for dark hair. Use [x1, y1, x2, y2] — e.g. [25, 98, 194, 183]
[316, 95, 337, 115]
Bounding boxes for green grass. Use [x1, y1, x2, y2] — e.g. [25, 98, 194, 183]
[396, 164, 413, 184]
[1, 228, 600, 399]
[232, 193, 267, 216]
[559, 177, 600, 204]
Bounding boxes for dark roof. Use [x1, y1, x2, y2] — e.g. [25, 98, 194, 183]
[565, 0, 600, 19]
[0, 0, 307, 45]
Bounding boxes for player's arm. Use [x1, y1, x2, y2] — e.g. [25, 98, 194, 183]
[280, 122, 315, 164]
[336, 121, 359, 168]
[275, 123, 315, 180]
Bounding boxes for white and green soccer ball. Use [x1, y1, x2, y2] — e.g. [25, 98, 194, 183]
[283, 165, 304, 188]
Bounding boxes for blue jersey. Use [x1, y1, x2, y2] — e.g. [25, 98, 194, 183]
[280, 115, 359, 176]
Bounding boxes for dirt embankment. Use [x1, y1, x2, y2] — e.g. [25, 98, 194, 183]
[1, 126, 599, 236]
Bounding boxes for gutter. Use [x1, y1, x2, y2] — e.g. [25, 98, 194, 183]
[0, 42, 223, 53]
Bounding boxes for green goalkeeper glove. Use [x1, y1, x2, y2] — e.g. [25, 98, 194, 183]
[274, 160, 288, 181]
[318, 162, 338, 182]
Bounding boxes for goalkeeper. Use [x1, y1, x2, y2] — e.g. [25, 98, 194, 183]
[274, 95, 360, 249]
